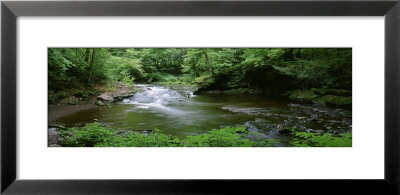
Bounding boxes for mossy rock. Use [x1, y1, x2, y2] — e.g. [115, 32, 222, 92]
[311, 88, 351, 96]
[313, 95, 352, 109]
[288, 90, 320, 102]
[199, 88, 262, 95]
[95, 100, 104, 106]
[225, 88, 262, 95]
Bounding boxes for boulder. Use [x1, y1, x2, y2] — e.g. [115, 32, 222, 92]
[98, 93, 114, 102]
[112, 93, 134, 101]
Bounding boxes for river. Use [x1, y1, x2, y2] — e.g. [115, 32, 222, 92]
[53, 84, 352, 145]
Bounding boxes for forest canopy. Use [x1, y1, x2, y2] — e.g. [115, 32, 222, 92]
[48, 48, 351, 103]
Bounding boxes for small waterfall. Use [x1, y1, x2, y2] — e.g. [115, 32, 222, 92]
[130, 85, 181, 104]
[121, 84, 193, 115]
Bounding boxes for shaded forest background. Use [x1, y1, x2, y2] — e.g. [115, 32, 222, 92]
[48, 48, 352, 104]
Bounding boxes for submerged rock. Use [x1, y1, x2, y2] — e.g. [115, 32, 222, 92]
[134, 129, 154, 134]
[306, 129, 324, 134]
[276, 124, 292, 135]
[48, 124, 66, 129]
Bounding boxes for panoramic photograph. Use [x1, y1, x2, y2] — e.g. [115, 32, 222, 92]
[48, 48, 352, 147]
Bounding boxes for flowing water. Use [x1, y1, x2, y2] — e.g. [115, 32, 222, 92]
[54, 84, 352, 145]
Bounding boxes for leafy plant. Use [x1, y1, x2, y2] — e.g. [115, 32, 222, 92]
[58, 123, 115, 147]
[58, 123, 280, 147]
[290, 132, 352, 147]
[121, 73, 135, 89]
[182, 126, 257, 147]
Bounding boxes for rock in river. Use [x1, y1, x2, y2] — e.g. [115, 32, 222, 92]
[306, 129, 324, 134]
[277, 124, 292, 135]
[98, 94, 114, 102]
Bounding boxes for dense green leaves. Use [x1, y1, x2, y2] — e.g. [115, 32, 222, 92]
[290, 132, 352, 147]
[58, 123, 281, 147]
[57, 123, 350, 147]
[49, 48, 351, 103]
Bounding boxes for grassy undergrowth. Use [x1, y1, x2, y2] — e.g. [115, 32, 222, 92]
[290, 131, 352, 147]
[57, 123, 351, 147]
[57, 123, 279, 147]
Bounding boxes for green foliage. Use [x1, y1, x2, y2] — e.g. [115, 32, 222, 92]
[58, 123, 280, 147]
[147, 72, 179, 83]
[288, 90, 321, 102]
[58, 123, 115, 147]
[313, 95, 352, 108]
[73, 89, 96, 101]
[58, 123, 351, 147]
[49, 48, 352, 107]
[182, 126, 257, 147]
[201, 88, 262, 95]
[286, 89, 352, 108]
[97, 129, 179, 147]
[311, 88, 352, 96]
[121, 73, 135, 89]
[191, 74, 215, 87]
[105, 53, 143, 81]
[103, 81, 117, 92]
[48, 48, 109, 103]
[290, 132, 352, 147]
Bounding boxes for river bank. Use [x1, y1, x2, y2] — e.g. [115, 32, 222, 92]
[49, 82, 138, 122]
[284, 88, 352, 109]
[49, 103, 97, 122]
[48, 82, 139, 146]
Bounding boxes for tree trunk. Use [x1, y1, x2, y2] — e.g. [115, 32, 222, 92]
[283, 48, 294, 61]
[296, 48, 301, 58]
[202, 49, 214, 76]
[311, 49, 314, 59]
[84, 49, 90, 63]
[88, 49, 96, 83]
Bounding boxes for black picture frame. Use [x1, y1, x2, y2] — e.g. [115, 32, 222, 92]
[1, 0, 399, 194]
